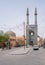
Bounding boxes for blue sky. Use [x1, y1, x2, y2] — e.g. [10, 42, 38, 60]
[0, 0, 45, 38]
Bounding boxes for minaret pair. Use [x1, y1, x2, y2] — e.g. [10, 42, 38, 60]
[26, 8, 37, 25]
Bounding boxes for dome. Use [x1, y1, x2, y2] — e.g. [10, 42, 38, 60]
[5, 31, 16, 37]
[0, 30, 4, 36]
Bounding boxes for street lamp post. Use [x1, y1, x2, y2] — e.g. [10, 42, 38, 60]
[23, 22, 25, 49]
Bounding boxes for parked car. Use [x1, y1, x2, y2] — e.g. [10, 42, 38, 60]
[33, 45, 39, 50]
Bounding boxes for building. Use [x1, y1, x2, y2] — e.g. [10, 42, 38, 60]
[5, 31, 26, 47]
[37, 36, 43, 46]
[26, 8, 38, 46]
[16, 36, 25, 46]
[5, 31, 16, 47]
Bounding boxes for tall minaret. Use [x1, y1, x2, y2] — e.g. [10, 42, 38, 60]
[26, 8, 29, 25]
[35, 8, 37, 25]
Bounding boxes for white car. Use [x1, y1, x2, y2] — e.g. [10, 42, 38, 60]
[33, 45, 39, 50]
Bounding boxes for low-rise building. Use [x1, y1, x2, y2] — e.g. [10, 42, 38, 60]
[5, 31, 16, 47]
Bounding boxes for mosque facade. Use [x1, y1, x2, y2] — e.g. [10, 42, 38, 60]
[26, 8, 38, 46]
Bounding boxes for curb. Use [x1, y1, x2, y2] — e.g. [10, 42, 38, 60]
[9, 48, 30, 55]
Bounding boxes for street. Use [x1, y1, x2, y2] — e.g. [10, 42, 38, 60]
[0, 47, 45, 65]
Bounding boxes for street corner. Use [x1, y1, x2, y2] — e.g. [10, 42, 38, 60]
[8, 47, 31, 55]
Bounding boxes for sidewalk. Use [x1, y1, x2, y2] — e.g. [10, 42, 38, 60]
[8, 47, 30, 55]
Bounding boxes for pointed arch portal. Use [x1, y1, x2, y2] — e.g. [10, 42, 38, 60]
[29, 30, 35, 46]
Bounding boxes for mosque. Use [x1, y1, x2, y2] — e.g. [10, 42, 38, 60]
[26, 8, 38, 46]
[0, 8, 43, 48]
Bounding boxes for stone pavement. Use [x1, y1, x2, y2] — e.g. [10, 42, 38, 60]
[8, 46, 30, 55]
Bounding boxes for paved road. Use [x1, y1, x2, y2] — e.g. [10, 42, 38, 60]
[0, 47, 45, 65]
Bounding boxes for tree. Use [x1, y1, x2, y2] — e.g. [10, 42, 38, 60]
[0, 34, 9, 48]
[4, 34, 9, 42]
[0, 34, 9, 42]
